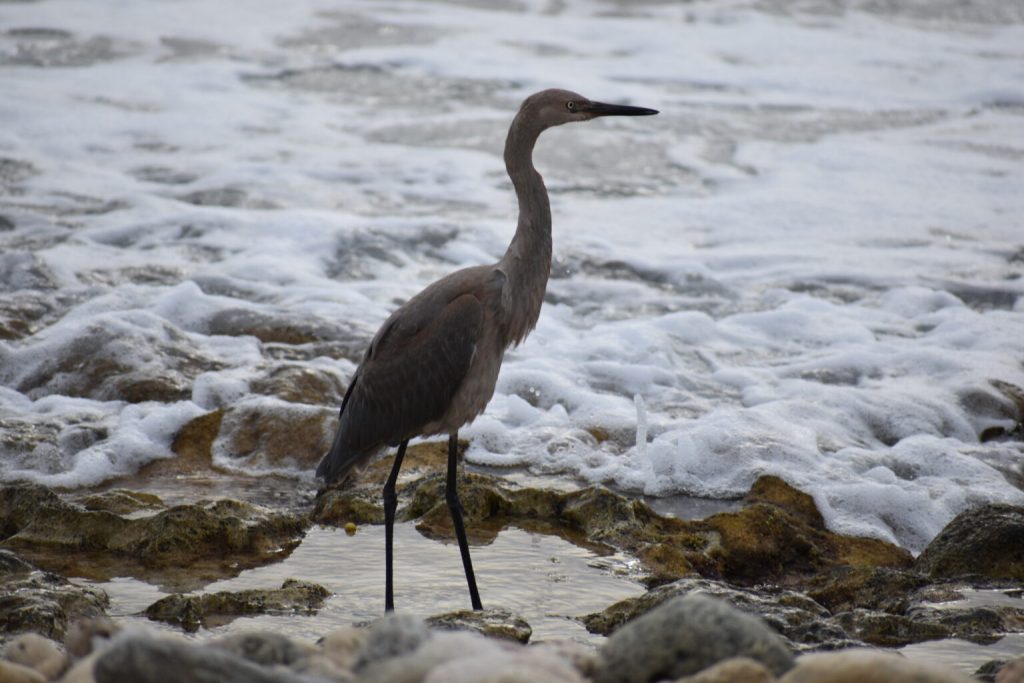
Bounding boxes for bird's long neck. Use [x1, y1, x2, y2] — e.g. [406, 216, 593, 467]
[499, 114, 552, 346]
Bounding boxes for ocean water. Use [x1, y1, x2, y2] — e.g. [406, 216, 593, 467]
[1, 0, 1023, 562]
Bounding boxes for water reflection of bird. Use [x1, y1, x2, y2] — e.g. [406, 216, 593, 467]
[316, 89, 658, 612]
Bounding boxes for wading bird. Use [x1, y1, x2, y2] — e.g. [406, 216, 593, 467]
[317, 89, 657, 611]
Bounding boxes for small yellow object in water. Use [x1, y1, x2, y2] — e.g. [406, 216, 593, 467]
[344, 522, 357, 535]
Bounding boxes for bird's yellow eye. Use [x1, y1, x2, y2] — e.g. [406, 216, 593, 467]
[566, 101, 576, 111]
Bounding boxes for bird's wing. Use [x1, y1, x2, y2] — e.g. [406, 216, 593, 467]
[339, 292, 484, 452]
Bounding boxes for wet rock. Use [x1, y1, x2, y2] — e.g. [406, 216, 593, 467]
[0, 550, 109, 642]
[426, 607, 532, 644]
[905, 603, 1024, 644]
[777, 648, 976, 683]
[0, 483, 307, 587]
[219, 400, 334, 470]
[675, 656, 776, 683]
[829, 609, 950, 647]
[208, 307, 357, 347]
[5, 320, 223, 403]
[582, 577, 848, 649]
[93, 633, 312, 683]
[700, 485, 912, 583]
[593, 594, 794, 683]
[805, 566, 930, 614]
[2, 632, 67, 679]
[144, 579, 329, 632]
[250, 362, 347, 405]
[79, 490, 165, 515]
[915, 503, 1024, 580]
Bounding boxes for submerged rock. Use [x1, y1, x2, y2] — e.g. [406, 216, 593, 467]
[426, 607, 532, 644]
[592, 594, 794, 683]
[0, 550, 108, 643]
[144, 579, 329, 632]
[0, 482, 308, 589]
[915, 503, 1024, 580]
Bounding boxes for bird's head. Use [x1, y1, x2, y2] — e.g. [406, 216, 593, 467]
[518, 88, 658, 130]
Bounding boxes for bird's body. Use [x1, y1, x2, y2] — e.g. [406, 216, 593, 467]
[316, 89, 657, 611]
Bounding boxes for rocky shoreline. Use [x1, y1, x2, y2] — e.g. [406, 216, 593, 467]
[2, 442, 1023, 682]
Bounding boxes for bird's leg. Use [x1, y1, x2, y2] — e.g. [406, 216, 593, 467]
[446, 432, 483, 610]
[383, 440, 408, 612]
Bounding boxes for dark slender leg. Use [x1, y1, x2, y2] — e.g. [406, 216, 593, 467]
[383, 440, 408, 612]
[447, 432, 483, 610]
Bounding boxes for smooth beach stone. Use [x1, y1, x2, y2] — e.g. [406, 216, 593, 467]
[422, 648, 585, 683]
[211, 631, 316, 667]
[353, 613, 434, 671]
[93, 634, 317, 683]
[593, 594, 794, 683]
[778, 649, 976, 683]
[674, 656, 776, 683]
[0, 660, 46, 683]
[357, 631, 508, 683]
[2, 632, 67, 679]
[318, 625, 368, 671]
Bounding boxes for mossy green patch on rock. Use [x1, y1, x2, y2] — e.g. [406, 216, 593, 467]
[145, 579, 329, 632]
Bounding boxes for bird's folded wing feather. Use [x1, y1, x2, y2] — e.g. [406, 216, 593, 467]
[338, 292, 483, 451]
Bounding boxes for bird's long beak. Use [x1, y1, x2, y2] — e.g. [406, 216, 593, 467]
[583, 101, 659, 117]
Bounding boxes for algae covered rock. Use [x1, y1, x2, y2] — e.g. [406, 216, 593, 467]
[915, 503, 1024, 580]
[219, 400, 334, 470]
[0, 550, 108, 642]
[593, 594, 794, 683]
[426, 607, 532, 644]
[79, 490, 165, 515]
[0, 482, 307, 588]
[805, 566, 930, 615]
[582, 577, 847, 650]
[144, 579, 329, 632]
